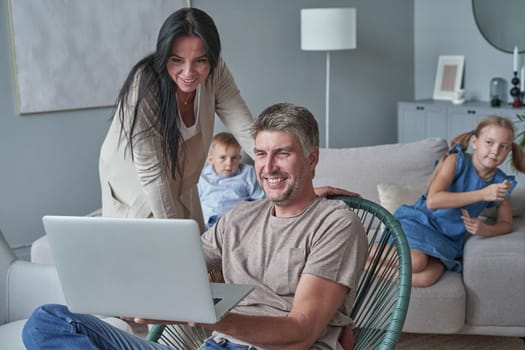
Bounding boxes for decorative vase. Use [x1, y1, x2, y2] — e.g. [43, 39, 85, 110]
[490, 77, 506, 107]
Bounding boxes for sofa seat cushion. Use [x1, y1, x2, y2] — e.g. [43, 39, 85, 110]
[315, 138, 448, 203]
[0, 319, 26, 350]
[403, 272, 465, 333]
[463, 218, 525, 327]
[0, 316, 134, 349]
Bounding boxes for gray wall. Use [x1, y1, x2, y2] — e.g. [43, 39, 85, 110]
[415, 0, 519, 102]
[202, 0, 414, 147]
[0, 1, 115, 258]
[1, 0, 413, 257]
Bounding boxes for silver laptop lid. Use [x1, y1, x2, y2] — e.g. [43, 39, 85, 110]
[43, 216, 221, 323]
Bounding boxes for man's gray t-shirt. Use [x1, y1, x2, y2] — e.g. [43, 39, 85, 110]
[201, 197, 368, 349]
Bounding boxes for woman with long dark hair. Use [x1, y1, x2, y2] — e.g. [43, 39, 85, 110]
[99, 8, 254, 231]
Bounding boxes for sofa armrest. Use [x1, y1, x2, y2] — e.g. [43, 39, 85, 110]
[463, 219, 525, 328]
[6, 260, 65, 322]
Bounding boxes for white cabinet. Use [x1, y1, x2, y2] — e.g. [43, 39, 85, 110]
[398, 100, 521, 143]
[397, 102, 447, 143]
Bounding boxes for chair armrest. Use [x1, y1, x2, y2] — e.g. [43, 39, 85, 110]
[6, 260, 65, 322]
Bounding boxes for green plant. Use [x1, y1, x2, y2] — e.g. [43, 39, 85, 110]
[517, 113, 525, 148]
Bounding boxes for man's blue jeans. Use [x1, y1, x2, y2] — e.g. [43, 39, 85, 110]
[22, 304, 255, 350]
[199, 338, 256, 350]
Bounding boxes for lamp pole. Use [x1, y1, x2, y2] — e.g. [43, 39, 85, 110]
[325, 51, 331, 148]
[300, 7, 356, 149]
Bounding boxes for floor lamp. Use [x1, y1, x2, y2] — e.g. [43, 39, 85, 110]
[301, 8, 356, 148]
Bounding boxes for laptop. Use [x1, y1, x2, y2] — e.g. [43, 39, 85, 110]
[42, 215, 254, 324]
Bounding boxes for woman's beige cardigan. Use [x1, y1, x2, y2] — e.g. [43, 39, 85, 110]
[98, 59, 254, 231]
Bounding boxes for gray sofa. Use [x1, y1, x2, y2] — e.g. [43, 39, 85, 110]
[28, 137, 525, 338]
[314, 137, 525, 337]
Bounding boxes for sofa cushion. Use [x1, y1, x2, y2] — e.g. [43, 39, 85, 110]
[403, 272, 465, 333]
[463, 217, 525, 328]
[315, 138, 448, 203]
[377, 183, 427, 213]
[30, 235, 54, 265]
[31, 208, 102, 265]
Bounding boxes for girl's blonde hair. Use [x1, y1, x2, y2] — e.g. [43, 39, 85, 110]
[428, 115, 525, 188]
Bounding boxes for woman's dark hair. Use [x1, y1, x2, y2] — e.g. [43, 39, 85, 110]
[114, 7, 221, 177]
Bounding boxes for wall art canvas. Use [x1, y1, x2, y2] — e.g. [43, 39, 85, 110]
[8, 0, 186, 114]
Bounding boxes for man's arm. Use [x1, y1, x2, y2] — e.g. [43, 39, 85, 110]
[202, 274, 347, 350]
[136, 274, 348, 349]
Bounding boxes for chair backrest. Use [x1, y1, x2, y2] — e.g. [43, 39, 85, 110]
[334, 195, 411, 350]
[148, 196, 412, 350]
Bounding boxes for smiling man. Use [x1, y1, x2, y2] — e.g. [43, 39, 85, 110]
[192, 103, 368, 349]
[23, 103, 367, 350]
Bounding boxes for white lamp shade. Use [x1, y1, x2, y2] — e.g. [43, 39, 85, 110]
[301, 8, 356, 51]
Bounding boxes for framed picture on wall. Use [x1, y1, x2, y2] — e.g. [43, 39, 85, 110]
[433, 55, 465, 100]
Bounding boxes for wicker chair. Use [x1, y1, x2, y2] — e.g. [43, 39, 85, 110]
[147, 196, 412, 350]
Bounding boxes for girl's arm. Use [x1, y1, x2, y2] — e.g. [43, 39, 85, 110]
[426, 154, 510, 209]
[462, 197, 513, 236]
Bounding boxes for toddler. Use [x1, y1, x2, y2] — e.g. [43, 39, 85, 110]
[198, 132, 264, 228]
